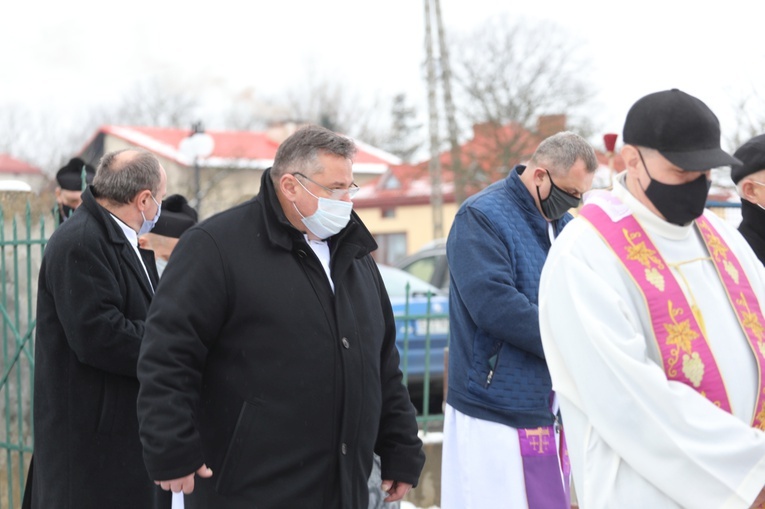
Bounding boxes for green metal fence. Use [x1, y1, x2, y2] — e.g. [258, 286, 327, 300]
[1, 202, 49, 509]
[396, 286, 447, 434]
[0, 199, 446, 507]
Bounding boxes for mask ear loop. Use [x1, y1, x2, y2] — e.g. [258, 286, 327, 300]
[636, 149, 653, 194]
[291, 174, 313, 221]
[535, 169, 551, 205]
[293, 201, 307, 220]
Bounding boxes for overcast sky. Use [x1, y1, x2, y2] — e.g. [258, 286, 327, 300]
[3, 0, 764, 152]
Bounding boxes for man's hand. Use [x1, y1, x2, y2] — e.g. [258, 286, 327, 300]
[381, 479, 413, 502]
[155, 464, 213, 494]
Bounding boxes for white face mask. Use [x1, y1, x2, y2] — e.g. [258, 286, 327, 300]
[293, 180, 353, 239]
[138, 195, 161, 235]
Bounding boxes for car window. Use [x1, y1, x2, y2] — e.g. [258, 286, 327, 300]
[377, 264, 443, 298]
[400, 257, 437, 286]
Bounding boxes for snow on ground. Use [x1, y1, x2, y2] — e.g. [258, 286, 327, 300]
[418, 430, 443, 444]
[401, 503, 440, 509]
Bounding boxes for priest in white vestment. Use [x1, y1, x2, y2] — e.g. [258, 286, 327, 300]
[539, 89, 765, 509]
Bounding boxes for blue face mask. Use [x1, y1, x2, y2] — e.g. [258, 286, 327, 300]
[138, 195, 161, 235]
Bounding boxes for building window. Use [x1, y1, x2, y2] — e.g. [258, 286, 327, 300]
[373, 233, 407, 266]
[381, 207, 396, 218]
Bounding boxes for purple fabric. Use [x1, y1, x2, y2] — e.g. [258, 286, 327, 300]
[518, 426, 569, 509]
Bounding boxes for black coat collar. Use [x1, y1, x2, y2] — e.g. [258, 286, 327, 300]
[256, 168, 377, 260]
[80, 186, 158, 293]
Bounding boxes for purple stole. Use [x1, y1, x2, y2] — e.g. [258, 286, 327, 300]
[518, 202, 573, 509]
[518, 422, 570, 508]
[579, 191, 765, 428]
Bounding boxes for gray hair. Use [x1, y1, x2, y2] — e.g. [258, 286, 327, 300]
[270, 125, 357, 183]
[529, 131, 598, 176]
[92, 149, 162, 204]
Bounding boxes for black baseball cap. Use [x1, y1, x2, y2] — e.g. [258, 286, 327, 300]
[731, 134, 765, 184]
[623, 89, 741, 171]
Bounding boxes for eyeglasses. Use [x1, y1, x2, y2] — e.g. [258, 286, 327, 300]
[293, 172, 360, 200]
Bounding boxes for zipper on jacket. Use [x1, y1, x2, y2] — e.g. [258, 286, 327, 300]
[485, 345, 502, 388]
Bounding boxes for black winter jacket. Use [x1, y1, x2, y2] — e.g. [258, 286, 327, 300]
[32, 187, 167, 509]
[137, 170, 425, 509]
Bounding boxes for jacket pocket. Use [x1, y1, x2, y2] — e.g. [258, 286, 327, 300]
[215, 399, 260, 495]
[484, 341, 503, 388]
[469, 338, 503, 388]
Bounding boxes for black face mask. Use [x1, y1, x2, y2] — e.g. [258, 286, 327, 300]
[57, 204, 74, 224]
[536, 169, 581, 220]
[638, 151, 711, 226]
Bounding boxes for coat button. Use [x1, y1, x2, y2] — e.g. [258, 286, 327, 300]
[297, 250, 307, 258]
[341, 443, 347, 455]
[341, 337, 350, 349]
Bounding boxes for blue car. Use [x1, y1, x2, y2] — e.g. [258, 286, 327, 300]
[377, 264, 449, 409]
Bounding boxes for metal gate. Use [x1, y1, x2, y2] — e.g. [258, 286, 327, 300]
[1, 202, 49, 509]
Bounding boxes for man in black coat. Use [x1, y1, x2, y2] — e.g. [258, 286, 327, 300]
[733, 134, 765, 264]
[32, 148, 169, 509]
[137, 125, 426, 509]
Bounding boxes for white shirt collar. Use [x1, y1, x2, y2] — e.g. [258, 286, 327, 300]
[110, 213, 138, 246]
[110, 213, 154, 292]
[304, 234, 333, 292]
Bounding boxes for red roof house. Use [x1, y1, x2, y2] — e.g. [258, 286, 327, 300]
[78, 123, 401, 218]
[0, 154, 46, 193]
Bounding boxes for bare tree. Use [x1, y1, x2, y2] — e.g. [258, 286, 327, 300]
[0, 105, 39, 165]
[453, 16, 593, 127]
[384, 93, 423, 164]
[113, 77, 198, 128]
[1, 78, 197, 184]
[449, 15, 596, 190]
[217, 87, 276, 132]
[271, 62, 389, 146]
[0, 104, 96, 177]
[727, 90, 765, 151]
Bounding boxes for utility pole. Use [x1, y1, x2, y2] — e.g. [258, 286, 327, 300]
[424, 0, 443, 240]
[179, 121, 215, 215]
[433, 0, 464, 205]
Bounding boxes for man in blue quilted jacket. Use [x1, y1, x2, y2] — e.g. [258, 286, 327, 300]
[441, 131, 597, 509]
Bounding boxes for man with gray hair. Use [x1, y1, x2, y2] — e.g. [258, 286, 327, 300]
[137, 125, 425, 508]
[441, 131, 597, 508]
[32, 148, 168, 508]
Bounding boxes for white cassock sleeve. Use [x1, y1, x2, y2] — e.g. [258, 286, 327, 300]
[539, 218, 765, 509]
